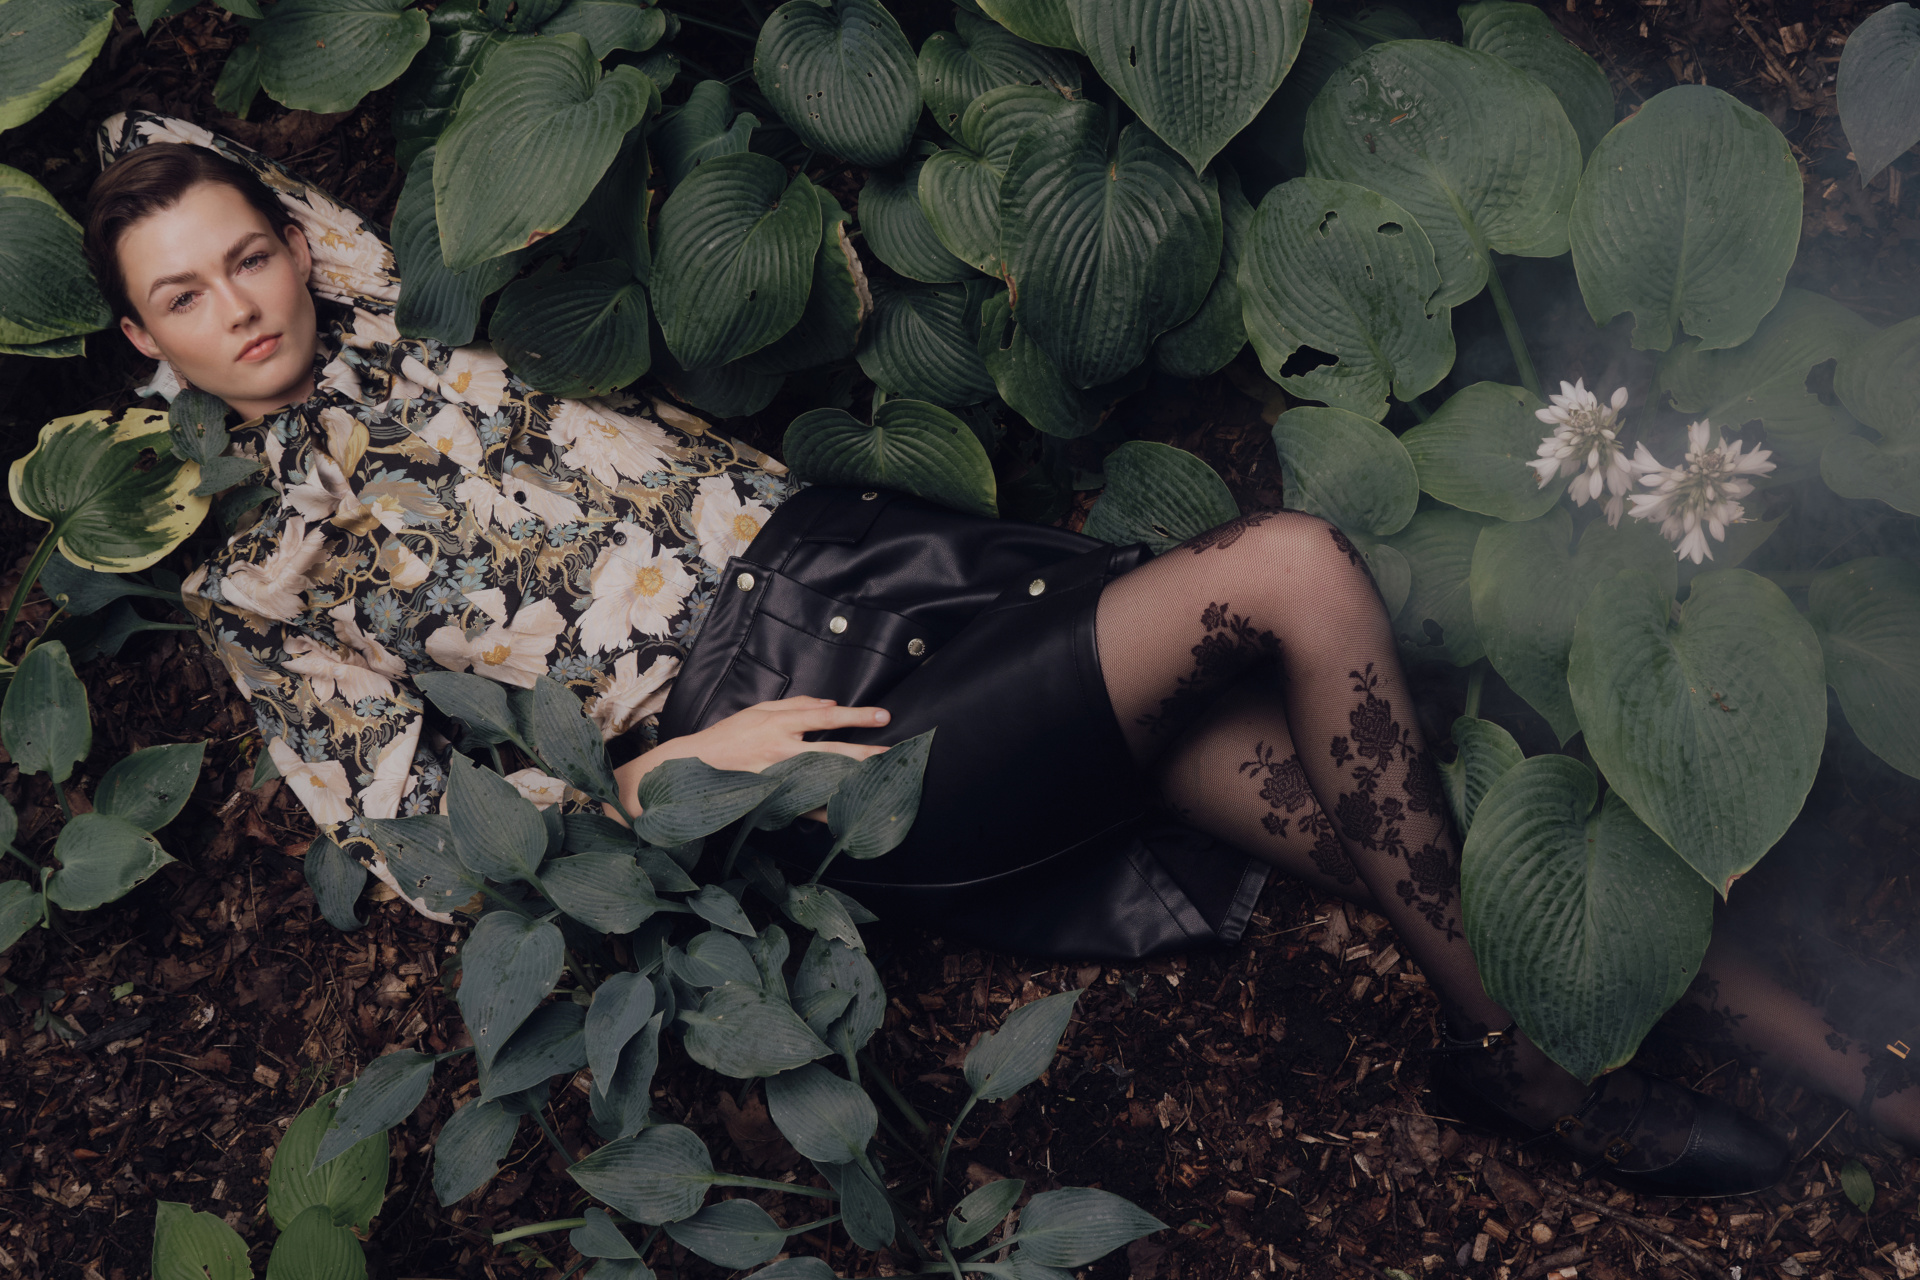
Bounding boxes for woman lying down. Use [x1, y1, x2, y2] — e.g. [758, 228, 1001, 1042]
[75, 112, 1920, 1199]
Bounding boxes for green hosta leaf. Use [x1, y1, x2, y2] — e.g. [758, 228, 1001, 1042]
[306, 835, 367, 932]
[1568, 569, 1826, 894]
[1809, 557, 1920, 780]
[1827, 314, 1920, 515]
[1383, 505, 1494, 666]
[826, 727, 936, 859]
[1400, 382, 1557, 520]
[785, 400, 998, 516]
[266, 1203, 368, 1280]
[1839, 2, 1920, 182]
[977, 290, 1136, 439]
[1083, 441, 1239, 553]
[1227, 16, 1366, 195]
[392, 149, 522, 346]
[754, 0, 919, 165]
[1011, 1188, 1165, 1266]
[739, 194, 871, 376]
[654, 81, 758, 190]
[586, 971, 656, 1093]
[920, 84, 1080, 274]
[1003, 102, 1221, 387]
[1439, 715, 1523, 836]
[587, 1263, 659, 1280]
[948, 1178, 1026, 1250]
[977, 0, 1079, 50]
[457, 911, 566, 1072]
[1268, 406, 1419, 538]
[1155, 164, 1254, 379]
[857, 279, 996, 406]
[1305, 41, 1581, 307]
[1462, 754, 1712, 1082]
[212, 34, 263, 117]
[794, 933, 885, 1053]
[571, 1124, 715, 1225]
[652, 155, 820, 369]
[1240, 176, 1453, 420]
[1066, 0, 1310, 171]
[688, 884, 754, 936]
[782, 882, 863, 950]
[589, 1011, 664, 1139]
[91, 742, 203, 832]
[480, 1001, 587, 1100]
[314, 1051, 437, 1167]
[1459, 1, 1613, 156]
[1841, 1158, 1876, 1214]
[1468, 508, 1675, 743]
[573, 1208, 641, 1259]
[474, 0, 563, 31]
[1656, 289, 1875, 475]
[816, 1161, 893, 1249]
[434, 34, 654, 270]
[630, 757, 782, 846]
[577, 124, 655, 284]
[9, 407, 208, 572]
[488, 258, 649, 397]
[253, 0, 429, 114]
[653, 355, 784, 421]
[965, 987, 1081, 1101]
[0, 334, 87, 358]
[364, 815, 483, 916]
[540, 0, 664, 60]
[445, 751, 547, 883]
[0, 0, 115, 133]
[680, 981, 832, 1077]
[665, 1200, 788, 1271]
[543, 851, 660, 933]
[416, 670, 520, 750]
[918, 11, 1080, 136]
[152, 1201, 252, 1280]
[765, 1062, 878, 1163]
[3, 640, 90, 784]
[0, 879, 46, 952]
[0, 168, 110, 344]
[510, 675, 619, 803]
[390, 0, 517, 172]
[45, 813, 169, 911]
[269, 1089, 389, 1233]
[1569, 85, 1801, 352]
[740, 752, 862, 835]
[675, 929, 762, 989]
[860, 163, 974, 283]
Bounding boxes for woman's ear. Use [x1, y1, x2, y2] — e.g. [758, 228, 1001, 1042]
[283, 222, 313, 279]
[120, 313, 163, 360]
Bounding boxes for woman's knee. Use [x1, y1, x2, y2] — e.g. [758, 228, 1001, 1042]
[1184, 510, 1378, 595]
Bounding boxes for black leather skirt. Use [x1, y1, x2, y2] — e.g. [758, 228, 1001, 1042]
[655, 485, 1268, 961]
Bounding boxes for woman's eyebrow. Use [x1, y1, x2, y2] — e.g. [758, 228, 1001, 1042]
[144, 230, 273, 300]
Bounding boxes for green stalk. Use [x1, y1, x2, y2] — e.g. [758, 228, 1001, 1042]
[533, 1106, 574, 1165]
[786, 1214, 843, 1236]
[1404, 395, 1431, 423]
[0, 531, 58, 662]
[934, 1094, 980, 1204]
[859, 1049, 931, 1134]
[5, 844, 38, 873]
[54, 787, 72, 821]
[667, 9, 757, 39]
[712, 1175, 839, 1200]
[1482, 256, 1541, 400]
[940, 1240, 965, 1280]
[492, 1218, 589, 1245]
[1463, 662, 1486, 721]
[477, 882, 536, 917]
[809, 836, 847, 885]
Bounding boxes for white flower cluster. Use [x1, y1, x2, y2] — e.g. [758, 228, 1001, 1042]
[1529, 379, 1637, 526]
[1626, 419, 1775, 565]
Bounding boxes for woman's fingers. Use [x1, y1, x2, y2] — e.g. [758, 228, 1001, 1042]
[751, 695, 837, 711]
[785, 703, 890, 731]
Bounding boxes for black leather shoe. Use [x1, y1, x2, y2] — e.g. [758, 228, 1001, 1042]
[1427, 1027, 1791, 1199]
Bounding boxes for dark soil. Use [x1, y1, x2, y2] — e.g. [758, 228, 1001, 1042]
[4, 2, 1920, 1279]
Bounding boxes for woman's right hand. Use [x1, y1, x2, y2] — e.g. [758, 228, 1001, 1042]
[608, 696, 891, 823]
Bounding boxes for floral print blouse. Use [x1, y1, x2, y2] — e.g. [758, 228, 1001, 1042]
[97, 113, 802, 911]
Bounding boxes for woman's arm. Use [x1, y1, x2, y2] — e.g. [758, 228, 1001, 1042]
[608, 696, 891, 823]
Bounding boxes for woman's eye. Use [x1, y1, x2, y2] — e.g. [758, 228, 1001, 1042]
[240, 252, 269, 270]
[168, 292, 196, 313]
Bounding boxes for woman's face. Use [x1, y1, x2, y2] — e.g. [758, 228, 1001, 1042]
[116, 180, 319, 419]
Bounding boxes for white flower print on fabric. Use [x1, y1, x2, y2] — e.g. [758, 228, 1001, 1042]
[589, 650, 681, 739]
[220, 514, 328, 623]
[441, 346, 511, 414]
[580, 526, 696, 653]
[318, 352, 364, 403]
[691, 475, 773, 568]
[425, 597, 566, 687]
[504, 768, 583, 810]
[327, 601, 406, 677]
[268, 736, 354, 826]
[1627, 419, 1776, 564]
[419, 402, 484, 471]
[282, 634, 399, 704]
[359, 716, 423, 820]
[454, 473, 585, 534]
[547, 399, 675, 486]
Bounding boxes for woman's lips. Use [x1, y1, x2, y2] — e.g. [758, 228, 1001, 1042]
[237, 334, 281, 362]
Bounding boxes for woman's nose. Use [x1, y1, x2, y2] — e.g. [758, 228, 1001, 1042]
[220, 283, 260, 328]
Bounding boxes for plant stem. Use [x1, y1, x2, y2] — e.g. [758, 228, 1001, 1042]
[668, 9, 757, 39]
[477, 882, 535, 917]
[0, 532, 58, 662]
[533, 1106, 574, 1165]
[488, 745, 508, 775]
[940, 1240, 965, 1280]
[809, 837, 846, 885]
[1404, 395, 1431, 423]
[934, 1094, 979, 1205]
[53, 787, 72, 821]
[1482, 256, 1542, 399]
[787, 1214, 843, 1235]
[859, 1049, 931, 1134]
[1464, 662, 1486, 721]
[492, 1217, 588, 1245]
[5, 844, 38, 873]
[712, 1176, 839, 1200]
[564, 948, 599, 995]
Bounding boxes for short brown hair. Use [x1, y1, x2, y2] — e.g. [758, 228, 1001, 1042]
[85, 142, 300, 322]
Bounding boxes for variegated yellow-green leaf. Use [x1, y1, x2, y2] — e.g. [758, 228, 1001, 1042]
[0, 0, 116, 133]
[9, 409, 209, 572]
[0, 166, 111, 346]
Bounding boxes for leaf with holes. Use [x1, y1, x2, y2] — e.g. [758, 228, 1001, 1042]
[252, 0, 430, 114]
[1082, 441, 1239, 553]
[9, 407, 208, 572]
[92, 742, 204, 833]
[754, 0, 919, 165]
[826, 728, 936, 860]
[1569, 85, 1801, 352]
[857, 278, 996, 406]
[152, 1201, 252, 1280]
[1809, 557, 1920, 780]
[1400, 382, 1557, 521]
[45, 813, 171, 912]
[860, 163, 974, 283]
[1239, 176, 1453, 420]
[1440, 715, 1524, 836]
[269, 1090, 389, 1233]
[918, 11, 1080, 137]
[948, 1178, 1026, 1250]
[1839, 2, 1920, 183]
[785, 401, 998, 516]
[1460, 1, 1613, 156]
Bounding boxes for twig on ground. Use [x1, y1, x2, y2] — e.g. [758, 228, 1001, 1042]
[1553, 1188, 1734, 1280]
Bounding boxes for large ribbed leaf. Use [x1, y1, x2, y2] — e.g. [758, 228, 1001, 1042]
[1154, 164, 1254, 379]
[1655, 289, 1876, 475]
[1083, 441, 1239, 553]
[489, 259, 649, 397]
[1839, 2, 1920, 182]
[976, 0, 1079, 51]
[1267, 406, 1418, 538]
[457, 911, 566, 1072]
[390, 0, 518, 172]
[1400, 381, 1556, 521]
[652, 80, 758, 190]
[1066, 0, 1310, 171]
[0, 168, 109, 345]
[540, 0, 664, 60]
[920, 83, 1078, 274]
[1827, 314, 1920, 516]
[1439, 715, 1523, 836]
[1463, 755, 1712, 1082]
[652, 155, 820, 370]
[433, 34, 654, 270]
[570, 1124, 715, 1225]
[1305, 41, 1581, 307]
[1383, 505, 1493, 667]
[1810, 557, 1920, 780]
[0, 0, 115, 133]
[9, 409, 208, 572]
[1239, 176, 1453, 420]
[253, 0, 430, 114]
[977, 290, 1135, 438]
[1227, 16, 1366, 195]
[856, 279, 995, 406]
[860, 163, 974, 283]
[392, 149, 522, 346]
[1469, 507, 1675, 744]
[1002, 102, 1221, 388]
[1460, 1, 1613, 156]
[152, 1202, 251, 1280]
[1568, 569, 1825, 894]
[754, 0, 918, 166]
[1569, 85, 1801, 352]
[918, 11, 1080, 136]
[739, 193, 871, 376]
[784, 400, 998, 517]
[46, 814, 172, 912]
